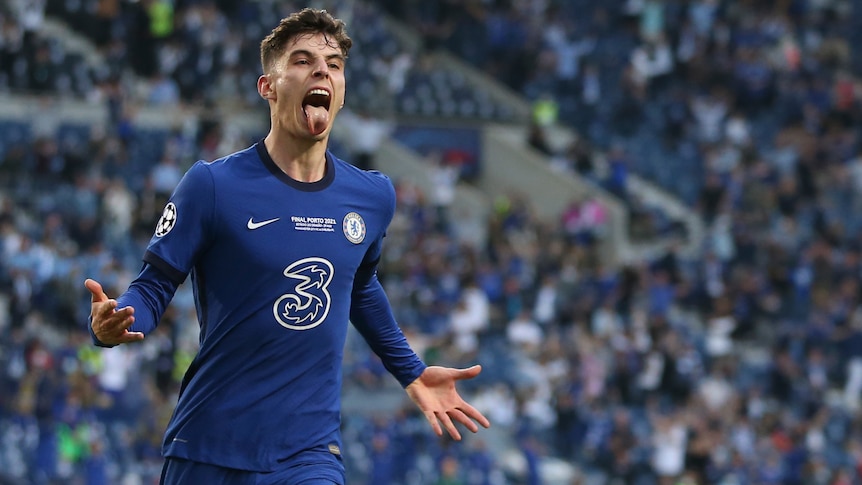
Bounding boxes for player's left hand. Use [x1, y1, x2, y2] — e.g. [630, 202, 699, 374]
[405, 365, 491, 440]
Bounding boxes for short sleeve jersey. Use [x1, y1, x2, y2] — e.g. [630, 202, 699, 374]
[144, 142, 395, 472]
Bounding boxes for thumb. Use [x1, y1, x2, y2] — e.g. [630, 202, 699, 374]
[84, 279, 108, 303]
[455, 365, 482, 380]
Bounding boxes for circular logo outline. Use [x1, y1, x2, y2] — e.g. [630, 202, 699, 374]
[342, 212, 366, 244]
[155, 202, 178, 237]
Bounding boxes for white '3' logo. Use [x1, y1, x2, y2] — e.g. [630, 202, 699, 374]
[273, 257, 334, 330]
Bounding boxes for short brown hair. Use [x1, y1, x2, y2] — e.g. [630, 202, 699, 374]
[260, 8, 353, 73]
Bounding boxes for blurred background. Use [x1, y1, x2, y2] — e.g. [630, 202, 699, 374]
[1, 0, 861, 484]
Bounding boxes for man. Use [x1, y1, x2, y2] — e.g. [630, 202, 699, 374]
[85, 8, 489, 484]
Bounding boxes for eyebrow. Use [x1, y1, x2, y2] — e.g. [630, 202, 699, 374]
[289, 49, 345, 63]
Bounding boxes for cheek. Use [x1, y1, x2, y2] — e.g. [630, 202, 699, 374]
[275, 85, 300, 112]
[275, 78, 297, 101]
[335, 84, 347, 104]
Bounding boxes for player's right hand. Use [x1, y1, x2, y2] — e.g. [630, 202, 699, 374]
[85, 278, 144, 345]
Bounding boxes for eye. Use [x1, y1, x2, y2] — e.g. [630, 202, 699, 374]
[295, 59, 310, 65]
[328, 63, 341, 70]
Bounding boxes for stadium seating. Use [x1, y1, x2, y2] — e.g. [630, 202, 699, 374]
[3, 1, 862, 485]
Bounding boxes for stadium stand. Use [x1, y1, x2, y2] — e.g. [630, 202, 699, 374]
[2, 1, 862, 485]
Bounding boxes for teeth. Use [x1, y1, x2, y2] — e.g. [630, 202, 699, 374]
[309, 89, 329, 96]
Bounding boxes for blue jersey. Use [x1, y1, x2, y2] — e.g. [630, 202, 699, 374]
[112, 142, 425, 475]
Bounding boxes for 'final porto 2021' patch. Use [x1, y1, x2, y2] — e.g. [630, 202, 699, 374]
[342, 212, 365, 244]
[155, 202, 177, 237]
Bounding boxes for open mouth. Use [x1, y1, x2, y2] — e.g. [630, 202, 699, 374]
[302, 88, 332, 136]
[303, 89, 331, 111]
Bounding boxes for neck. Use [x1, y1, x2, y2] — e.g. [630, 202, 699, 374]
[263, 131, 329, 182]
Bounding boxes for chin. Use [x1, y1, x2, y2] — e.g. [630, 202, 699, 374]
[309, 131, 330, 142]
[311, 126, 333, 141]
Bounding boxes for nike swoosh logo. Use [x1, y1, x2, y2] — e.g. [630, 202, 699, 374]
[247, 217, 280, 230]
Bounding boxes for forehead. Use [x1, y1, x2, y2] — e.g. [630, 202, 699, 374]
[285, 32, 342, 56]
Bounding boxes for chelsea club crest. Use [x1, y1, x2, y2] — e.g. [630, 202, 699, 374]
[342, 212, 365, 244]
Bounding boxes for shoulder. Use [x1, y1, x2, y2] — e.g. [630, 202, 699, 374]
[202, 145, 258, 174]
[178, 146, 263, 196]
[176, 160, 214, 192]
[332, 153, 395, 197]
[331, 153, 396, 221]
[177, 144, 259, 196]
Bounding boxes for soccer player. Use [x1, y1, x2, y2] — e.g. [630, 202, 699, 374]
[84, 8, 490, 485]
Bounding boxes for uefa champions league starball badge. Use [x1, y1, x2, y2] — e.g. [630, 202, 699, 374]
[155, 202, 178, 237]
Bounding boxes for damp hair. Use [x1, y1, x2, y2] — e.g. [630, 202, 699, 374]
[260, 8, 353, 73]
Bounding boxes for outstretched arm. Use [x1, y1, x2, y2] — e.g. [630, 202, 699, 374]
[85, 262, 181, 347]
[405, 365, 491, 440]
[87, 161, 211, 347]
[350, 174, 489, 439]
[350, 267, 490, 440]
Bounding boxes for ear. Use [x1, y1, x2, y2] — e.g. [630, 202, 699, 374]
[258, 75, 275, 101]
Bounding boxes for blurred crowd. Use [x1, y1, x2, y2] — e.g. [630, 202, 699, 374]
[2, 1, 862, 485]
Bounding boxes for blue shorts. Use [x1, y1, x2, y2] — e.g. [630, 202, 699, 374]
[160, 457, 343, 485]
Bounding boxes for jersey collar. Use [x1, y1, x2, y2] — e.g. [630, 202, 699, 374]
[255, 140, 335, 192]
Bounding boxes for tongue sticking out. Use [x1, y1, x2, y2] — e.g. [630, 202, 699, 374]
[304, 104, 329, 136]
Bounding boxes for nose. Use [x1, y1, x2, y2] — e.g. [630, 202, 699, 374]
[313, 60, 329, 78]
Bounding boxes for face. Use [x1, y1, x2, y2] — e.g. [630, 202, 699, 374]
[258, 32, 346, 141]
